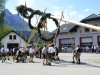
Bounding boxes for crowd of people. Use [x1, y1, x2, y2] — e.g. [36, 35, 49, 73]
[0, 44, 59, 65]
[0, 44, 100, 65]
[84, 45, 100, 53]
[61, 45, 100, 53]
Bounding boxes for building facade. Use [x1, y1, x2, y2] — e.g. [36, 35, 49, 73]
[55, 14, 100, 52]
[1, 31, 26, 48]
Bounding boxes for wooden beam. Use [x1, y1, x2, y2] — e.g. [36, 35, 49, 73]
[51, 16, 100, 31]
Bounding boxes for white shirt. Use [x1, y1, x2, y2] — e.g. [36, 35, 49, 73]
[42, 47, 47, 54]
[0, 47, 5, 52]
[19, 48, 23, 52]
[48, 47, 55, 53]
[75, 47, 79, 51]
[26, 48, 29, 51]
[13, 48, 15, 52]
[29, 48, 35, 53]
[5, 48, 9, 52]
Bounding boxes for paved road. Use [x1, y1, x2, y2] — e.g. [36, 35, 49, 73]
[0, 53, 100, 75]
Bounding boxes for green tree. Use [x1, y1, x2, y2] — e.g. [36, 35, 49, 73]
[0, 41, 2, 47]
[0, 0, 7, 41]
[0, 24, 12, 38]
[0, 0, 6, 23]
[0, 0, 6, 9]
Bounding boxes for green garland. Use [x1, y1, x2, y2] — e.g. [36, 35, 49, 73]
[38, 14, 60, 41]
[16, 5, 34, 19]
[16, 5, 60, 41]
[28, 10, 44, 29]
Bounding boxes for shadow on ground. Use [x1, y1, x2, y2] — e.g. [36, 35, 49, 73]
[52, 59, 100, 68]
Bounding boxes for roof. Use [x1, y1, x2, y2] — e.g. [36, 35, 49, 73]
[69, 25, 79, 32]
[0, 30, 31, 41]
[81, 14, 100, 23]
[16, 30, 31, 41]
[0, 30, 12, 40]
[69, 14, 100, 32]
[0, 30, 40, 43]
[60, 23, 75, 33]
[52, 23, 76, 33]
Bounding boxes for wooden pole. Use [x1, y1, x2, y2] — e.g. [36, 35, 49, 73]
[51, 16, 100, 31]
[25, 29, 36, 48]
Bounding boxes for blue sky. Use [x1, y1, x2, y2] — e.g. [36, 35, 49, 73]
[5, 0, 100, 31]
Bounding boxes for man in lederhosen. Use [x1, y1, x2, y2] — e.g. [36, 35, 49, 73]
[76, 45, 82, 64]
[16, 47, 23, 63]
[29, 46, 35, 62]
[47, 44, 56, 66]
[5, 47, 10, 60]
[42, 44, 48, 65]
[1, 46, 6, 63]
[72, 45, 82, 64]
[55, 46, 59, 60]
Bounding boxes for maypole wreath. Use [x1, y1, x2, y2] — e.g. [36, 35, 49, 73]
[16, 5, 34, 19]
[28, 10, 44, 29]
[38, 13, 60, 41]
[16, 5, 60, 41]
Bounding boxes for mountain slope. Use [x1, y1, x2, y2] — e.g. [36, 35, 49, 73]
[4, 9, 30, 31]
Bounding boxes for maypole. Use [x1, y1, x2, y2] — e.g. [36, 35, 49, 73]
[16, 4, 100, 50]
[51, 16, 100, 31]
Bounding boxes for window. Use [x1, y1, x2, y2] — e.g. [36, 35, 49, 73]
[9, 35, 12, 40]
[80, 37, 93, 47]
[60, 38, 75, 47]
[85, 28, 90, 32]
[13, 35, 16, 40]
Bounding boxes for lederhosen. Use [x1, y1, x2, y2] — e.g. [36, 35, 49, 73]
[16, 50, 22, 62]
[2, 51, 6, 57]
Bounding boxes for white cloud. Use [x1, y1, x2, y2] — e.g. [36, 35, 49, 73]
[69, 10, 78, 16]
[84, 8, 90, 12]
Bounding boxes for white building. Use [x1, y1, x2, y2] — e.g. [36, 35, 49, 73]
[0, 30, 26, 48]
[55, 14, 100, 52]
